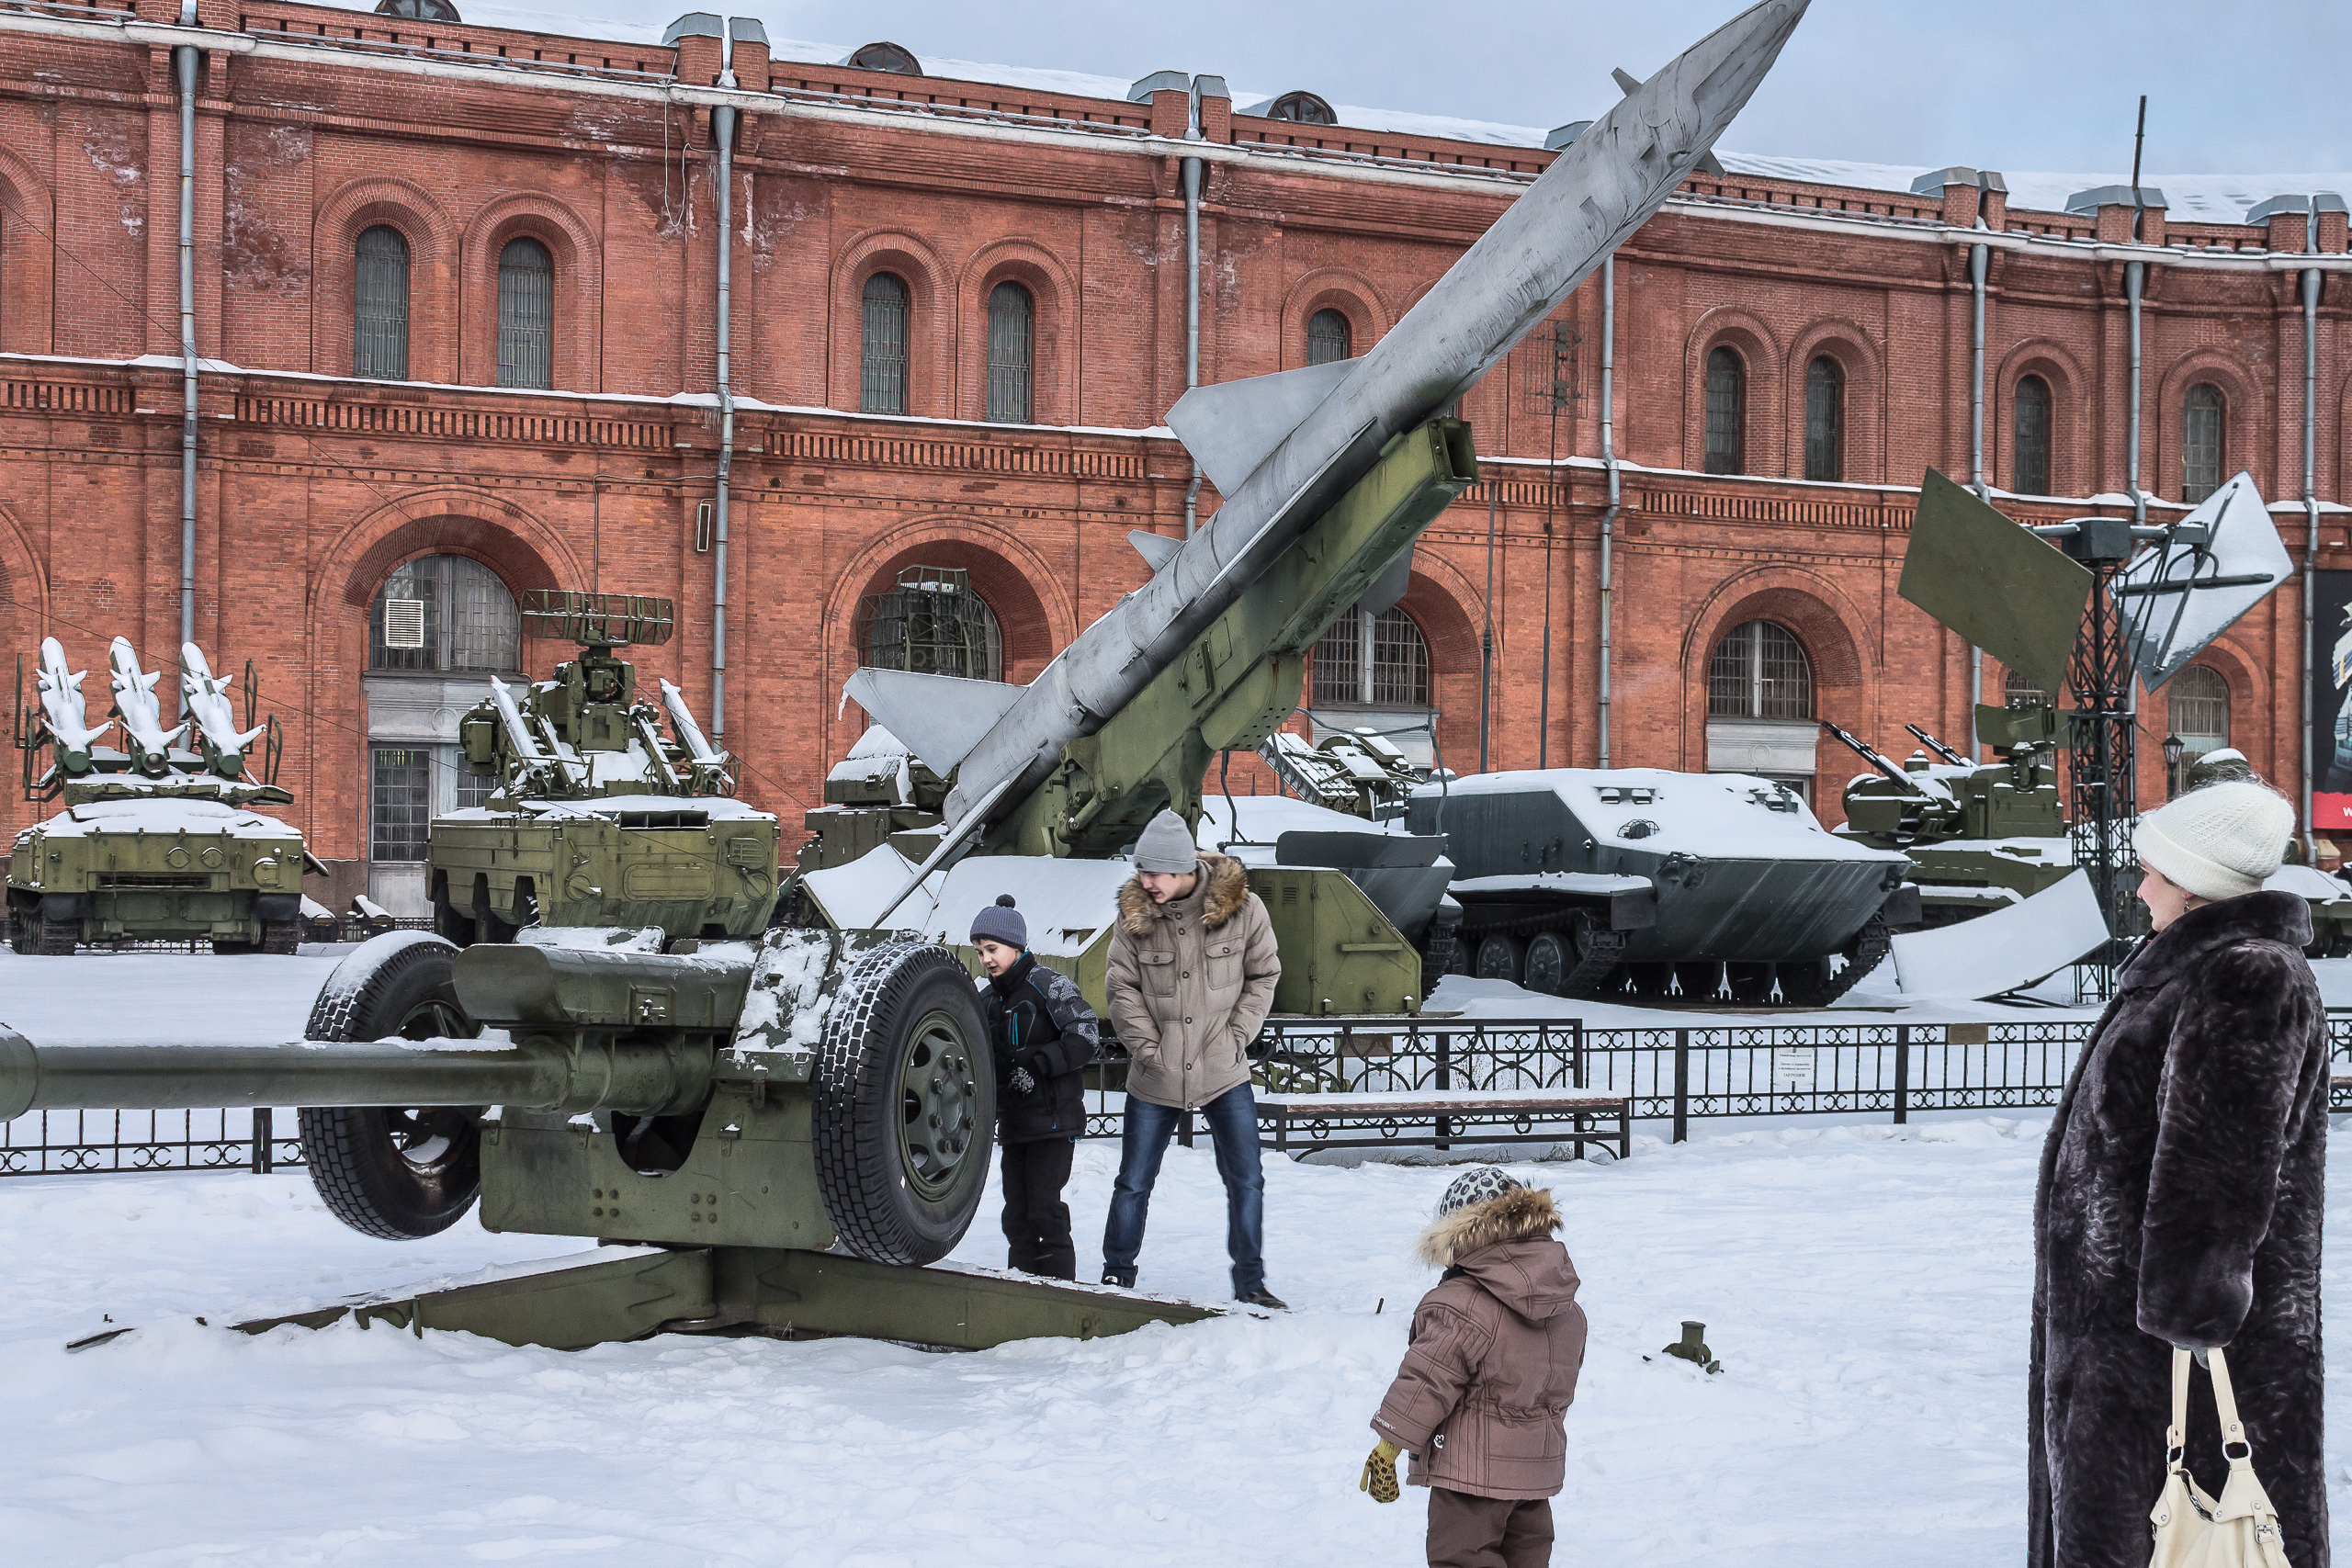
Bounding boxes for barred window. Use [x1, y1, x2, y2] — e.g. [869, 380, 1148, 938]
[1707, 620, 1811, 720]
[1307, 309, 1351, 366]
[370, 747, 433, 862]
[369, 555, 520, 674]
[448, 744, 497, 811]
[1703, 345, 1745, 476]
[860, 272, 910, 415]
[2014, 376, 2052, 495]
[2169, 664, 2230, 751]
[2183, 382, 2224, 503]
[496, 237, 552, 390]
[984, 281, 1033, 424]
[1314, 605, 1430, 708]
[857, 566, 1002, 682]
[1803, 355, 1843, 482]
[1268, 91, 1336, 126]
[354, 225, 410, 381]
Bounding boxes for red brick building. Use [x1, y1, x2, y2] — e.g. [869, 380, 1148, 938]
[2, 0, 2346, 909]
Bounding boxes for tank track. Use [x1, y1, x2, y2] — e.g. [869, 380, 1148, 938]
[1780, 916, 1894, 1009]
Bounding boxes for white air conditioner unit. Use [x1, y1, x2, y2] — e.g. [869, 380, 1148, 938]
[382, 598, 426, 649]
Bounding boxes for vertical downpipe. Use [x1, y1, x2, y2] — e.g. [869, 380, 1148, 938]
[1968, 239, 1988, 757]
[2301, 240, 2322, 859]
[1181, 95, 1203, 539]
[711, 100, 737, 739]
[1597, 257, 1619, 769]
[2126, 261, 2145, 525]
[175, 38, 198, 708]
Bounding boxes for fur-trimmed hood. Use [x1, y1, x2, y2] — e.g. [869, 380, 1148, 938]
[1413, 1187, 1578, 1325]
[1417, 1185, 1563, 1267]
[1116, 850, 1250, 936]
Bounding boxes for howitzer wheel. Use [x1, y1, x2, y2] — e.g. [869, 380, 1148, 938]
[813, 942, 995, 1267]
[296, 934, 485, 1239]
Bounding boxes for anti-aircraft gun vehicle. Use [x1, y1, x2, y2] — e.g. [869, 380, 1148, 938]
[1407, 767, 1914, 1006]
[8, 636, 317, 954]
[0, 0, 1810, 1352]
[429, 592, 780, 947]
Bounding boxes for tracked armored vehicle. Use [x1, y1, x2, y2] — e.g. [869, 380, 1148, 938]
[8, 637, 316, 953]
[1408, 767, 1914, 1006]
[428, 592, 780, 946]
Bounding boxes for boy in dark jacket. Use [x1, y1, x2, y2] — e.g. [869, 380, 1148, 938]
[970, 895, 1099, 1280]
[1360, 1166, 1588, 1568]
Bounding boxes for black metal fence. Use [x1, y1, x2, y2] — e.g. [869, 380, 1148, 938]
[0, 1108, 303, 1176]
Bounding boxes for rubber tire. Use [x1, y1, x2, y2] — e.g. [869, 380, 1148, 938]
[813, 942, 995, 1267]
[7, 916, 29, 956]
[1475, 932, 1525, 985]
[295, 935, 485, 1239]
[1522, 931, 1570, 996]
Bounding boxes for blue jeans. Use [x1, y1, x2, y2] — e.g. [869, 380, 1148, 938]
[1102, 1082, 1265, 1295]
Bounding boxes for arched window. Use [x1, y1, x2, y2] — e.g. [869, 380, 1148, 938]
[2182, 382, 2224, 502]
[354, 224, 410, 381]
[374, 0, 460, 17]
[860, 272, 910, 415]
[495, 237, 552, 390]
[846, 40, 921, 75]
[1267, 91, 1336, 126]
[1313, 605, 1431, 709]
[1803, 355, 1844, 482]
[1707, 620, 1811, 720]
[858, 566, 1003, 682]
[2005, 669, 2051, 708]
[984, 281, 1034, 424]
[2169, 665, 2230, 756]
[2013, 375, 2052, 495]
[1703, 345, 1745, 476]
[369, 555, 521, 674]
[1307, 309, 1352, 366]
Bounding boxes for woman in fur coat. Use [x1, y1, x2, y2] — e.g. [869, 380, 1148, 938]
[1361, 1167, 1587, 1568]
[2030, 780, 2329, 1566]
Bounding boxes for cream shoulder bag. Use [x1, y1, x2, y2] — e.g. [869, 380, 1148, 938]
[2148, 1347, 2292, 1568]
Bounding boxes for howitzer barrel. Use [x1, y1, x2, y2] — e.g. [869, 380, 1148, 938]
[0, 1028, 715, 1122]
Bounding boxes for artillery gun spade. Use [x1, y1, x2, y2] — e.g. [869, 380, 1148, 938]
[8, 636, 317, 953]
[1407, 769, 1914, 1007]
[429, 591, 780, 946]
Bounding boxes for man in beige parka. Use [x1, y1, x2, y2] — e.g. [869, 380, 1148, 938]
[1101, 807, 1285, 1306]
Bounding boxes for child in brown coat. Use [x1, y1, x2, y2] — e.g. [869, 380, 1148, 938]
[1360, 1167, 1588, 1568]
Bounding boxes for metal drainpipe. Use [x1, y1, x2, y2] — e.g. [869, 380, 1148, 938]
[711, 97, 737, 739]
[2301, 229, 2322, 859]
[175, 34, 198, 710]
[1597, 257, 1619, 769]
[1968, 238, 1988, 757]
[1181, 93, 1203, 539]
[2126, 260, 2145, 525]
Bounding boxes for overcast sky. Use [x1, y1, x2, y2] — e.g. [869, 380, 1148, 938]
[468, 0, 2350, 177]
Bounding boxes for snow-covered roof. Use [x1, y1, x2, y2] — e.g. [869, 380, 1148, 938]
[1423, 768, 1907, 864]
[33, 796, 303, 841]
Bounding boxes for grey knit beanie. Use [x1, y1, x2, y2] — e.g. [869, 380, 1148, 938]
[2135, 780, 2295, 901]
[1436, 1166, 1521, 1217]
[969, 894, 1027, 950]
[1133, 808, 1199, 874]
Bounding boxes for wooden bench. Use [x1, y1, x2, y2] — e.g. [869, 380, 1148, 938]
[1254, 1089, 1631, 1161]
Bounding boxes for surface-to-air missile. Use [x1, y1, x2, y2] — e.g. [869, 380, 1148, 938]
[1405, 767, 1913, 1006]
[0, 0, 1811, 1351]
[429, 592, 780, 944]
[7, 636, 315, 953]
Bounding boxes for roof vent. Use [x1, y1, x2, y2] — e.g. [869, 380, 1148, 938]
[1907, 165, 1978, 197]
[845, 40, 922, 75]
[2245, 194, 2313, 225]
[2064, 183, 2167, 214]
[1265, 91, 1336, 126]
[1127, 69, 1188, 102]
[374, 0, 461, 17]
[1544, 119, 1592, 151]
[728, 17, 767, 44]
[661, 13, 723, 44]
[382, 598, 425, 649]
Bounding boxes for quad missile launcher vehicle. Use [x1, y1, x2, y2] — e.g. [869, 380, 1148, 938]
[1408, 767, 1915, 1005]
[0, 0, 1811, 1351]
[8, 637, 318, 954]
[429, 592, 780, 946]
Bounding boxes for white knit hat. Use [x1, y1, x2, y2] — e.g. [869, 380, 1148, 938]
[2134, 780, 2296, 901]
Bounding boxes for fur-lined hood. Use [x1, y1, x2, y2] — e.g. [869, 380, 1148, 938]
[1414, 1187, 1577, 1324]
[1116, 850, 1250, 936]
[1417, 1185, 1562, 1267]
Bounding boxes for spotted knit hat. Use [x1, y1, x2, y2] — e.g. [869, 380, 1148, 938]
[1436, 1166, 1523, 1217]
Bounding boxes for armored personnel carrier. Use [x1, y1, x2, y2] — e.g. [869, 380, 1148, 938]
[1408, 767, 1914, 1005]
[428, 592, 780, 946]
[8, 637, 315, 953]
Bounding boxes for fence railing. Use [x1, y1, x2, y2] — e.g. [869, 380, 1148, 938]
[10, 1014, 2352, 1176]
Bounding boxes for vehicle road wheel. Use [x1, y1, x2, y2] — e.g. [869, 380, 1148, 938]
[814, 942, 995, 1266]
[261, 920, 300, 955]
[296, 934, 484, 1239]
[1522, 931, 1570, 996]
[37, 918, 76, 955]
[1726, 962, 1776, 1005]
[10, 913, 36, 956]
[1475, 933, 1525, 985]
[432, 880, 477, 947]
[211, 938, 257, 955]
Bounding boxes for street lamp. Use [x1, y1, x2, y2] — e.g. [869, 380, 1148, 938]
[2162, 733, 2185, 797]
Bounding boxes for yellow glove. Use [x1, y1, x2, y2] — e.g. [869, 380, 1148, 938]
[1359, 1438, 1402, 1503]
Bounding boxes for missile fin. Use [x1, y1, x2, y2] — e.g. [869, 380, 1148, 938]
[1166, 360, 1357, 497]
[842, 667, 1028, 776]
[1127, 530, 1182, 573]
[1356, 550, 1414, 619]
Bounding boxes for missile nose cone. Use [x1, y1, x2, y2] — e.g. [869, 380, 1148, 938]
[1664, 0, 1811, 148]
